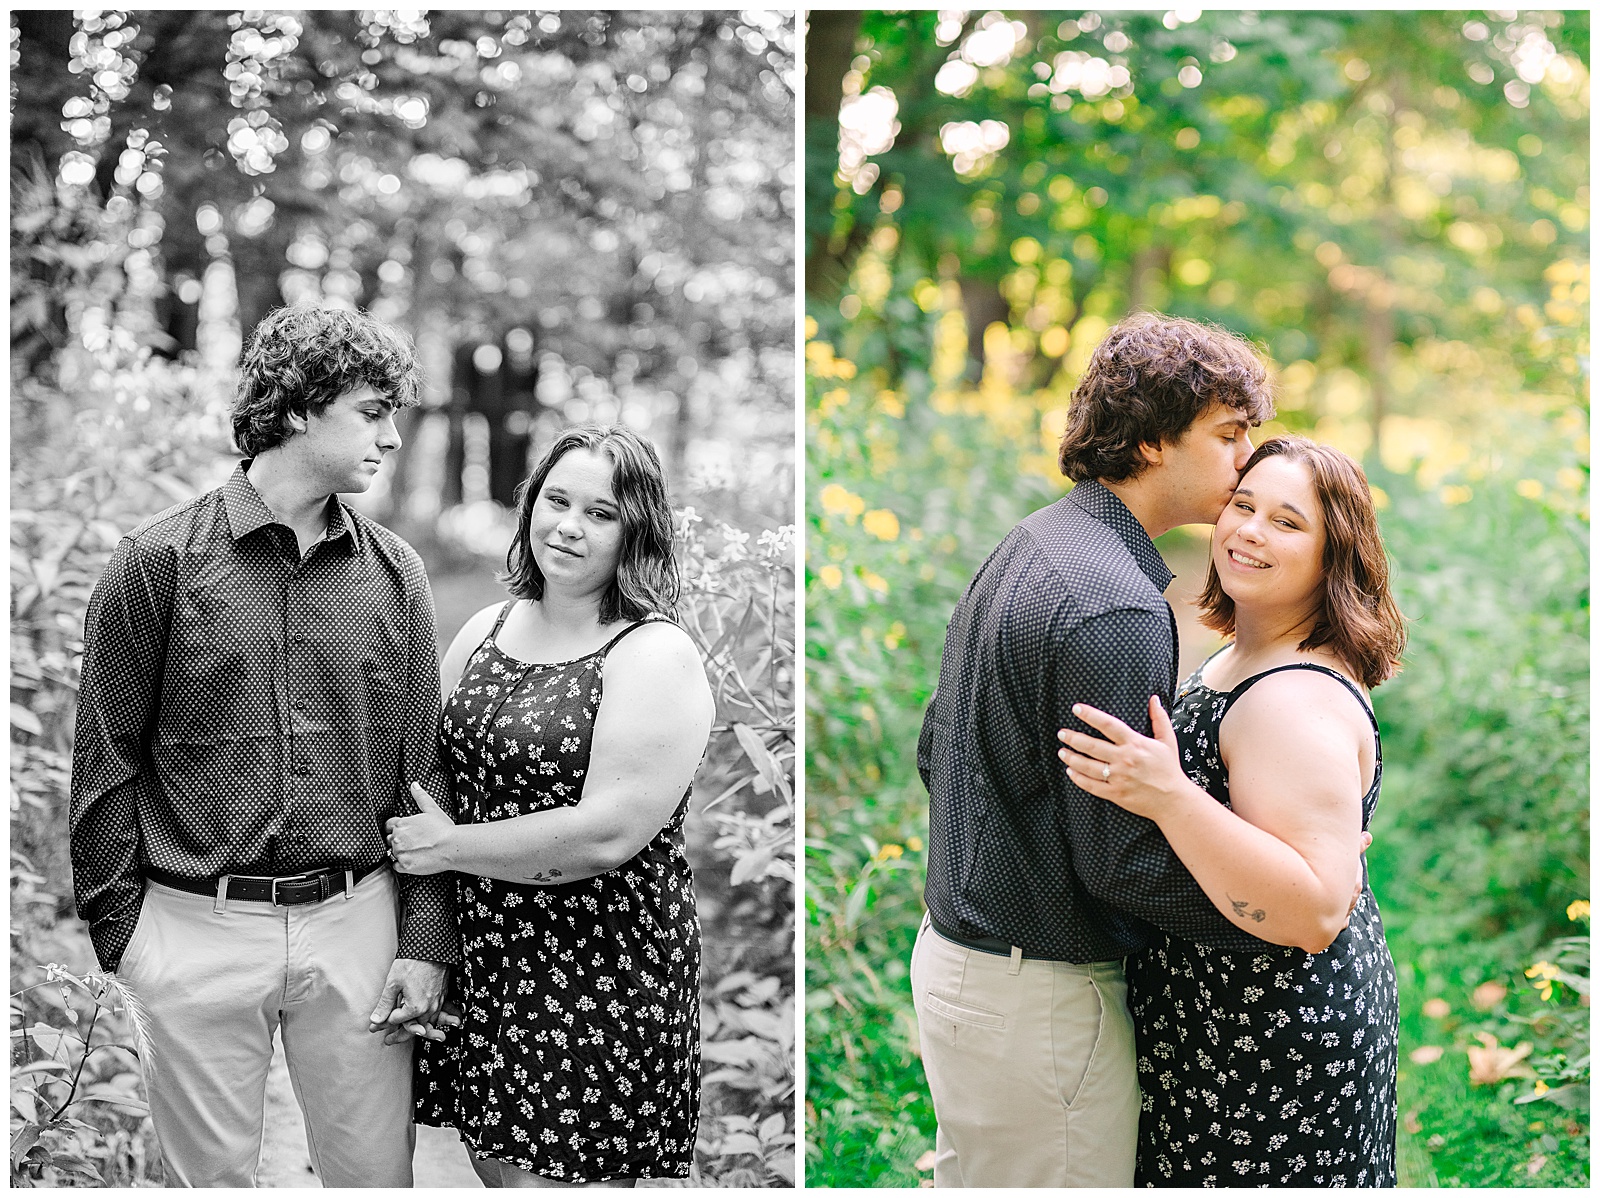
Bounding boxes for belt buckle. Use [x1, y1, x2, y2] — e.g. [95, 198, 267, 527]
[271, 872, 319, 906]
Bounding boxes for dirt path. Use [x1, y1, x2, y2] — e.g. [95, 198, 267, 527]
[255, 1034, 482, 1187]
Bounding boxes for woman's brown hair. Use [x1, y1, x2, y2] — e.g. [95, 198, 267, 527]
[502, 424, 679, 623]
[1196, 435, 1406, 688]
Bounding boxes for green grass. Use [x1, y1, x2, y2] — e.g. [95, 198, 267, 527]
[1390, 949, 1590, 1188]
[805, 909, 1590, 1188]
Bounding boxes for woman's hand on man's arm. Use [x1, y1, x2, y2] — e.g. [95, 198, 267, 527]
[1060, 677, 1372, 953]
[389, 621, 714, 886]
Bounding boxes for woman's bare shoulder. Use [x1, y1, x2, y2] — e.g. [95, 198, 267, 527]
[604, 618, 703, 672]
[1223, 661, 1372, 744]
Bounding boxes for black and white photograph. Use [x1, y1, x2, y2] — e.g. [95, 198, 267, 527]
[11, 9, 796, 1188]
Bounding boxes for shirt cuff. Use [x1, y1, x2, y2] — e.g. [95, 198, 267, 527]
[395, 872, 460, 964]
[87, 901, 143, 974]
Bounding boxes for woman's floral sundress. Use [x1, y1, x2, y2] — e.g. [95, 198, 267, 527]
[1127, 661, 1398, 1187]
[415, 602, 700, 1183]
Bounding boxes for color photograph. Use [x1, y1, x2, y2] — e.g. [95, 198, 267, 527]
[805, 9, 1587, 1188]
[11, 9, 796, 1188]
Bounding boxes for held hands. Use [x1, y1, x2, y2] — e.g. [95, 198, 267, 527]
[384, 783, 457, 876]
[366, 958, 459, 1045]
[1057, 695, 1197, 821]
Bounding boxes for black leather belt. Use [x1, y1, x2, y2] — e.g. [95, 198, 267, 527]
[145, 862, 384, 906]
[929, 913, 1022, 958]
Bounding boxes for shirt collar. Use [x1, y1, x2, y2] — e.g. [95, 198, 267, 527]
[222, 461, 358, 556]
[1066, 478, 1174, 592]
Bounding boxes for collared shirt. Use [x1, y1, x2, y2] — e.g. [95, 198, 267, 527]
[70, 462, 457, 971]
[919, 478, 1264, 962]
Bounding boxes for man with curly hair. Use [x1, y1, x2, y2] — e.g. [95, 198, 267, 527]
[912, 312, 1276, 1187]
[70, 306, 455, 1186]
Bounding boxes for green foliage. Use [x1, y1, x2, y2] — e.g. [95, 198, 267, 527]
[809, 10, 1588, 400]
[675, 516, 797, 1188]
[1389, 922, 1590, 1187]
[1369, 473, 1588, 962]
[806, 10, 1587, 1187]
[805, 294, 1058, 1185]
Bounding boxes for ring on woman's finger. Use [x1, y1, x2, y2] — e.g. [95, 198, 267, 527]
[1101, 764, 1112, 781]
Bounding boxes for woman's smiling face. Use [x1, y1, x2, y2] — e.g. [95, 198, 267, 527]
[528, 448, 625, 598]
[1211, 454, 1326, 614]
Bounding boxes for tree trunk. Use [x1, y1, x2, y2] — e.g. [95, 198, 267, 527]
[803, 11, 863, 298]
[959, 276, 1009, 380]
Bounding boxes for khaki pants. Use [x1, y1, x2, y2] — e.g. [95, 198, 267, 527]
[910, 914, 1139, 1187]
[117, 869, 416, 1187]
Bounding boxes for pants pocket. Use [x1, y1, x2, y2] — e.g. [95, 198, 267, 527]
[911, 923, 1012, 1054]
[115, 890, 155, 981]
[922, 991, 1007, 1030]
[1058, 971, 1111, 1109]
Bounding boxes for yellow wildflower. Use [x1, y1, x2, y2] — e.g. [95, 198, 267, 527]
[875, 843, 904, 862]
[819, 388, 850, 417]
[876, 389, 906, 417]
[1567, 899, 1590, 922]
[1525, 961, 1558, 1001]
[818, 565, 843, 589]
[819, 483, 866, 521]
[805, 315, 819, 338]
[862, 509, 900, 541]
[861, 570, 889, 595]
[907, 836, 923, 852]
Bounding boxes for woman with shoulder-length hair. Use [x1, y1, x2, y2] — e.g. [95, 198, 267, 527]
[387, 423, 714, 1187]
[1058, 435, 1406, 1186]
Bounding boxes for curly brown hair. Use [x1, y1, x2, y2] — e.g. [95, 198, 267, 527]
[1196, 435, 1407, 688]
[232, 306, 421, 457]
[1058, 312, 1275, 482]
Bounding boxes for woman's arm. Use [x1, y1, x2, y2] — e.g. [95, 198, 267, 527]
[1058, 673, 1370, 953]
[389, 621, 714, 885]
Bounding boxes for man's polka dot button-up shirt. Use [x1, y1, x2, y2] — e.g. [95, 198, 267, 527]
[918, 478, 1256, 962]
[70, 463, 458, 971]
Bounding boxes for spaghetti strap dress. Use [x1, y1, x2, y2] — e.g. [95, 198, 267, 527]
[1126, 661, 1398, 1187]
[414, 602, 701, 1183]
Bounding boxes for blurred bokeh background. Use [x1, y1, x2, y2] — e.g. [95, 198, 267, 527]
[11, 10, 794, 1187]
[804, 10, 1587, 1187]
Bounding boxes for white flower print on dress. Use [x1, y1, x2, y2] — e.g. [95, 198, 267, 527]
[414, 607, 701, 1184]
[1126, 663, 1398, 1187]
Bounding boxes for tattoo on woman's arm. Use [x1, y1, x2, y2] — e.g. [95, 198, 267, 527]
[1228, 895, 1267, 923]
[524, 868, 563, 883]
